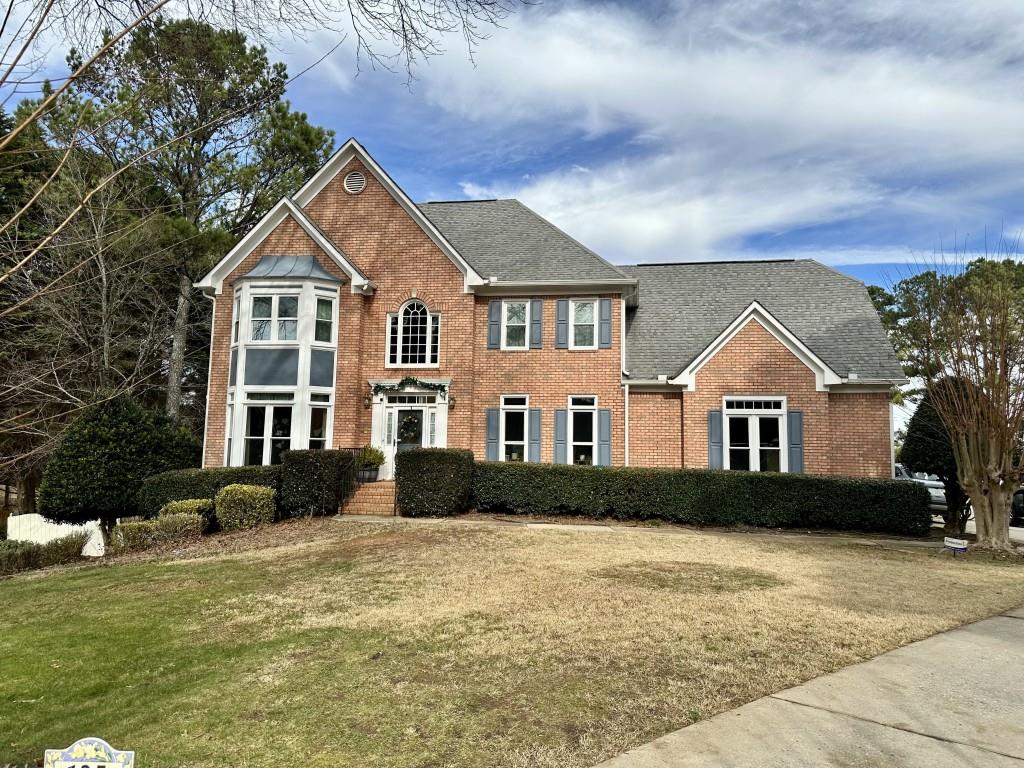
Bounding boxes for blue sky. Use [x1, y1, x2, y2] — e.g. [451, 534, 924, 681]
[275, 0, 1024, 289]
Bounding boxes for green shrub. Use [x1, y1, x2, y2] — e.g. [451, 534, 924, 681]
[113, 513, 203, 552]
[471, 463, 932, 536]
[159, 498, 216, 532]
[138, 465, 280, 518]
[0, 532, 89, 576]
[39, 397, 199, 529]
[396, 449, 474, 517]
[215, 484, 276, 531]
[279, 450, 357, 519]
[357, 446, 385, 468]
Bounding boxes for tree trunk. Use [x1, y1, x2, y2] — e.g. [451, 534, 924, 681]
[16, 466, 40, 515]
[166, 270, 192, 420]
[968, 485, 1014, 550]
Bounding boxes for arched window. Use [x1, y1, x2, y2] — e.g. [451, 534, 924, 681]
[388, 300, 440, 366]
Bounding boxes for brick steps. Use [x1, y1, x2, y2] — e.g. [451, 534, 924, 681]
[341, 480, 396, 516]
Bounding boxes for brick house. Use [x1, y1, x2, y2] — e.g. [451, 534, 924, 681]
[196, 139, 904, 480]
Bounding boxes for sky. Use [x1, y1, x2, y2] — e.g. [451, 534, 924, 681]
[268, 0, 1024, 290]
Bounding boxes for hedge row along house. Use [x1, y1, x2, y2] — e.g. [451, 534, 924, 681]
[196, 139, 905, 481]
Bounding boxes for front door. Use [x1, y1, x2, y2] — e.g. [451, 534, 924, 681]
[396, 409, 424, 454]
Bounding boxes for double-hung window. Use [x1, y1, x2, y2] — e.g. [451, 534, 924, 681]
[250, 295, 299, 342]
[315, 297, 334, 343]
[723, 397, 786, 472]
[500, 395, 529, 462]
[569, 299, 597, 349]
[568, 395, 597, 465]
[501, 300, 529, 350]
[388, 299, 439, 366]
[308, 393, 331, 450]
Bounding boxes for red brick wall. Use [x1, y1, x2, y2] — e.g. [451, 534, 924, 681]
[628, 390, 683, 467]
[828, 392, 892, 478]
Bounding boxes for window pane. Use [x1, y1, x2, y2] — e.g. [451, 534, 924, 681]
[401, 302, 428, 364]
[248, 392, 293, 401]
[246, 406, 265, 438]
[245, 439, 263, 466]
[505, 443, 525, 462]
[574, 445, 594, 465]
[574, 325, 594, 347]
[278, 296, 298, 318]
[760, 448, 781, 472]
[728, 416, 749, 447]
[430, 316, 440, 364]
[310, 407, 327, 440]
[759, 417, 781, 448]
[278, 319, 297, 340]
[573, 410, 593, 443]
[573, 301, 594, 324]
[571, 396, 596, 407]
[729, 448, 750, 471]
[251, 319, 271, 341]
[506, 325, 527, 347]
[308, 440, 325, 451]
[505, 410, 525, 442]
[271, 406, 292, 438]
[310, 393, 330, 403]
[502, 396, 527, 406]
[251, 297, 271, 318]
[389, 316, 399, 364]
[506, 302, 526, 324]
[270, 439, 290, 465]
[315, 320, 331, 342]
[316, 298, 333, 320]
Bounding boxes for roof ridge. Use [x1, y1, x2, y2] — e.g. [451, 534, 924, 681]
[626, 258, 797, 267]
[418, 198, 503, 205]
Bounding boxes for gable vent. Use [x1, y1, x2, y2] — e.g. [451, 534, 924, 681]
[343, 171, 366, 194]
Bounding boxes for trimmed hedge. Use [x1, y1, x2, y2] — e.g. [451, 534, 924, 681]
[138, 465, 280, 518]
[215, 484, 276, 531]
[0, 532, 89, 576]
[471, 463, 932, 536]
[396, 449, 474, 517]
[279, 449, 357, 519]
[113, 513, 204, 552]
[159, 498, 216, 533]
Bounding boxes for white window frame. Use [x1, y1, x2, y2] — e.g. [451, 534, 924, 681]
[313, 295, 336, 346]
[568, 394, 598, 465]
[250, 293, 300, 343]
[568, 298, 598, 350]
[242, 392, 296, 466]
[386, 299, 440, 368]
[308, 392, 333, 451]
[499, 395, 530, 462]
[722, 396, 788, 473]
[500, 300, 530, 351]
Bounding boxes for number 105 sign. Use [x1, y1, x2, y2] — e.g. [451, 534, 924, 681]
[43, 737, 134, 768]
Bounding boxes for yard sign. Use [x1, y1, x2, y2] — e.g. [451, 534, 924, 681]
[43, 737, 134, 768]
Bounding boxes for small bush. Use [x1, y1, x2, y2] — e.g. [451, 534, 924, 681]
[138, 465, 280, 518]
[279, 450, 357, 519]
[396, 449, 474, 517]
[357, 446, 385, 468]
[0, 532, 89, 576]
[471, 463, 932, 536]
[159, 498, 216, 532]
[215, 484, 276, 531]
[113, 513, 203, 552]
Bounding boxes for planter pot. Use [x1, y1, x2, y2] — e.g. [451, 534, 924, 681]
[357, 466, 380, 483]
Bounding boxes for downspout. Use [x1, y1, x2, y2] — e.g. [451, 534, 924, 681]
[624, 382, 630, 466]
[889, 397, 896, 478]
[621, 297, 629, 467]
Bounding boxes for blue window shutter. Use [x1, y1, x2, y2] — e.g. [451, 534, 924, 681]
[708, 410, 723, 469]
[485, 408, 499, 461]
[598, 409, 612, 466]
[788, 411, 804, 473]
[487, 301, 501, 349]
[530, 299, 543, 349]
[556, 299, 569, 348]
[554, 409, 567, 463]
[529, 408, 542, 462]
[598, 298, 612, 349]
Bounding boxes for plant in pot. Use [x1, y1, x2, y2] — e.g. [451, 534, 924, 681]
[357, 446, 385, 482]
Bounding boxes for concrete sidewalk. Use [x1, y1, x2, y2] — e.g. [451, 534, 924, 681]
[596, 606, 1024, 767]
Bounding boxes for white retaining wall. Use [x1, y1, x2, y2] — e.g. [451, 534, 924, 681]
[5, 514, 105, 556]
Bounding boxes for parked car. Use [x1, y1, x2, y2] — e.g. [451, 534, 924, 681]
[895, 464, 947, 513]
[1012, 488, 1024, 527]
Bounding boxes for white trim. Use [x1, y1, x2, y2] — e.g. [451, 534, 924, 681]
[889, 400, 896, 479]
[620, 297, 628, 376]
[670, 302, 842, 392]
[623, 382, 630, 467]
[292, 138, 485, 292]
[476, 279, 639, 306]
[195, 197, 374, 296]
[499, 394, 530, 462]
[200, 291, 217, 465]
[567, 394, 599, 466]
[499, 299, 530, 351]
[568, 297, 598, 351]
[721, 395, 788, 472]
[369, 379, 450, 479]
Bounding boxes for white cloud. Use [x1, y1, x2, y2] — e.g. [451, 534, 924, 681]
[406, 1, 1024, 263]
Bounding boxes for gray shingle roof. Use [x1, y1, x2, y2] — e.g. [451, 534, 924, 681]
[243, 255, 340, 282]
[621, 260, 904, 381]
[417, 199, 631, 282]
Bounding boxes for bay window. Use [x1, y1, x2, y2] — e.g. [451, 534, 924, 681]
[250, 294, 299, 342]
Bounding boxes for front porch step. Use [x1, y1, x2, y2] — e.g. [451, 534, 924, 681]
[341, 480, 396, 516]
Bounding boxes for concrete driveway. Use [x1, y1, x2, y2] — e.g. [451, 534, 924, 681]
[961, 519, 1024, 545]
[595, 606, 1024, 767]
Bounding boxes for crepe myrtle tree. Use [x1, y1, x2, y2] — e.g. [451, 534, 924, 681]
[911, 254, 1024, 550]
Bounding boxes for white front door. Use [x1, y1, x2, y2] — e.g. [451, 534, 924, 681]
[372, 390, 448, 480]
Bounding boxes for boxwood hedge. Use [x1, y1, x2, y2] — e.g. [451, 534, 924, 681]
[279, 449, 358, 519]
[471, 462, 932, 536]
[138, 465, 281, 518]
[396, 449, 474, 517]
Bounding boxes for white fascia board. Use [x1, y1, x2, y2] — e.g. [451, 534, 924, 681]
[476, 279, 640, 303]
[293, 138, 486, 292]
[194, 197, 373, 296]
[670, 301, 843, 392]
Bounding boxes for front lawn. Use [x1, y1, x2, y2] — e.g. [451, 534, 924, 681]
[2, 519, 1023, 767]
